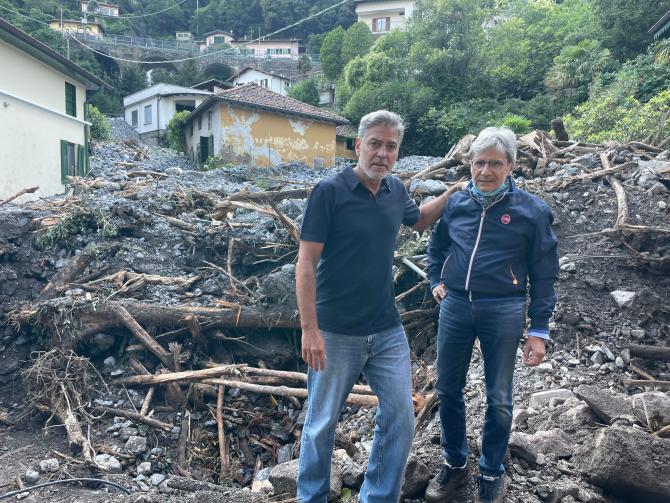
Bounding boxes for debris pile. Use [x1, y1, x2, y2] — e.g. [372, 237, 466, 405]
[0, 127, 668, 503]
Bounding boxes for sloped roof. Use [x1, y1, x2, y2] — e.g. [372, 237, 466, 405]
[123, 83, 212, 106]
[336, 124, 358, 138]
[188, 83, 349, 125]
[227, 66, 294, 83]
[0, 18, 109, 90]
[650, 10, 670, 38]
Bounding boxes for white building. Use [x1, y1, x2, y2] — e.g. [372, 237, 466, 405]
[354, 0, 415, 35]
[122, 84, 212, 144]
[228, 67, 293, 96]
[80, 1, 120, 17]
[0, 18, 108, 201]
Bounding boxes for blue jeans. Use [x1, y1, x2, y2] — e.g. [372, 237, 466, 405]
[297, 325, 414, 503]
[435, 293, 525, 475]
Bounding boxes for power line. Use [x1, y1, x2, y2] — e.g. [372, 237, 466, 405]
[92, 0, 189, 20]
[1, 0, 352, 65]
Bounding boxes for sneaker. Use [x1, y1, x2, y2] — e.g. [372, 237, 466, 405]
[475, 473, 509, 503]
[424, 461, 468, 502]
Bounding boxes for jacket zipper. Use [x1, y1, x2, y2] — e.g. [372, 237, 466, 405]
[439, 252, 452, 283]
[465, 193, 507, 300]
[509, 264, 519, 286]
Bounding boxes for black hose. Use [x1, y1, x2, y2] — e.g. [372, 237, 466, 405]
[0, 477, 131, 500]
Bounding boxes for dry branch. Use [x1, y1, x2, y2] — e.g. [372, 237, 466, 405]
[202, 378, 379, 407]
[0, 186, 38, 206]
[94, 405, 173, 432]
[628, 344, 670, 361]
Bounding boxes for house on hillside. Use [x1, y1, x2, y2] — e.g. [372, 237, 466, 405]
[0, 18, 109, 201]
[228, 67, 293, 96]
[184, 83, 350, 168]
[80, 1, 120, 17]
[122, 84, 213, 144]
[650, 10, 670, 39]
[48, 19, 104, 38]
[200, 30, 235, 50]
[354, 0, 415, 35]
[228, 38, 301, 59]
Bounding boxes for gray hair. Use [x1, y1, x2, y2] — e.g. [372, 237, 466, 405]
[358, 110, 405, 144]
[469, 127, 517, 163]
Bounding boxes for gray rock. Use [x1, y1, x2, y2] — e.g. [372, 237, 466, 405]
[150, 473, 166, 486]
[38, 458, 59, 473]
[575, 426, 670, 503]
[400, 455, 431, 499]
[103, 356, 116, 367]
[509, 429, 573, 465]
[23, 470, 39, 483]
[590, 352, 604, 365]
[95, 454, 122, 473]
[610, 290, 636, 307]
[574, 385, 635, 425]
[270, 459, 342, 500]
[528, 389, 574, 410]
[119, 426, 139, 441]
[648, 182, 668, 195]
[628, 392, 670, 428]
[91, 332, 115, 353]
[137, 461, 153, 476]
[277, 444, 293, 465]
[409, 179, 446, 195]
[557, 402, 597, 432]
[333, 449, 364, 488]
[126, 435, 148, 455]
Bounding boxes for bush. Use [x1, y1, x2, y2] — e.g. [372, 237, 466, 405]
[500, 114, 532, 134]
[165, 111, 191, 153]
[287, 79, 320, 107]
[87, 104, 111, 141]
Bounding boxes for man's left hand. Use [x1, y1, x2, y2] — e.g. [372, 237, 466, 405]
[522, 336, 546, 366]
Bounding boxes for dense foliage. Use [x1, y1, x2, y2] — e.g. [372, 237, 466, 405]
[287, 79, 320, 107]
[165, 111, 191, 153]
[87, 104, 112, 140]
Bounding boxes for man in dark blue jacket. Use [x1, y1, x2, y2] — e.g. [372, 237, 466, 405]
[424, 127, 559, 503]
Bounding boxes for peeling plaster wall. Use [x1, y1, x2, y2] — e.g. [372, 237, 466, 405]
[217, 104, 337, 168]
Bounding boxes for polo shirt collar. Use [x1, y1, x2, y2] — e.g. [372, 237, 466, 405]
[343, 165, 391, 192]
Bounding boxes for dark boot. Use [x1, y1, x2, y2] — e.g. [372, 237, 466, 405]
[424, 462, 469, 502]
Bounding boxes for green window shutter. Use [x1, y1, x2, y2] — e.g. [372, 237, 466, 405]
[60, 140, 69, 183]
[208, 134, 214, 160]
[77, 144, 85, 176]
[65, 82, 76, 117]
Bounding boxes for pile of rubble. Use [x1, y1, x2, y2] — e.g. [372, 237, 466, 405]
[0, 127, 668, 503]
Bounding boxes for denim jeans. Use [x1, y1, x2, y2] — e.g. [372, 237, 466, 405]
[435, 293, 525, 475]
[297, 325, 414, 503]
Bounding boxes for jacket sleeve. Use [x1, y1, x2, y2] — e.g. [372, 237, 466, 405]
[426, 205, 453, 290]
[527, 203, 559, 335]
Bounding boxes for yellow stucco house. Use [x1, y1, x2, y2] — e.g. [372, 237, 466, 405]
[48, 19, 105, 38]
[0, 18, 109, 201]
[184, 83, 351, 169]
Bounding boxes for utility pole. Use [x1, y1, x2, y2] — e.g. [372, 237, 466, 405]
[196, 0, 199, 36]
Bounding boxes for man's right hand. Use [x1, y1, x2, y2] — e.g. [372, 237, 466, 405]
[301, 328, 326, 371]
[432, 284, 446, 303]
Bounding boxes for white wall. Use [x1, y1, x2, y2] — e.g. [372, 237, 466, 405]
[356, 0, 414, 33]
[124, 94, 209, 134]
[0, 40, 88, 201]
[232, 69, 291, 96]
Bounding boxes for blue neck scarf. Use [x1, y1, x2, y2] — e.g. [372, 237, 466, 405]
[468, 177, 511, 207]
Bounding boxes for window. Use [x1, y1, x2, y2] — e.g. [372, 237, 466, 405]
[131, 110, 138, 127]
[60, 141, 86, 182]
[144, 104, 152, 125]
[372, 17, 390, 32]
[260, 79, 269, 88]
[346, 138, 354, 151]
[213, 35, 225, 45]
[208, 111, 212, 130]
[65, 82, 76, 117]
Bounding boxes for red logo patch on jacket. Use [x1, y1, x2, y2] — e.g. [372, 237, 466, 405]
[501, 214, 511, 224]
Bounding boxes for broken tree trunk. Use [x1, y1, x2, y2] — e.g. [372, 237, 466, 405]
[628, 344, 670, 361]
[94, 405, 173, 432]
[551, 118, 569, 141]
[38, 244, 102, 301]
[76, 301, 299, 342]
[0, 186, 38, 207]
[405, 134, 475, 184]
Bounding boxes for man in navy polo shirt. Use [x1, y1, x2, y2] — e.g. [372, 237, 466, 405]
[295, 110, 463, 503]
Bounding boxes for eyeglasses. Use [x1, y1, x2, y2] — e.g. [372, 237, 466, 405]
[471, 159, 508, 170]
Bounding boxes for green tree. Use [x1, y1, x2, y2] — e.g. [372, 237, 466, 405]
[87, 104, 112, 141]
[545, 40, 612, 96]
[119, 65, 146, 98]
[165, 111, 191, 153]
[341, 22, 373, 65]
[287, 79, 320, 106]
[297, 54, 312, 76]
[320, 26, 345, 81]
[592, 0, 670, 61]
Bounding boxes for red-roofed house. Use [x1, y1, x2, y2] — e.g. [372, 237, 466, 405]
[184, 83, 350, 168]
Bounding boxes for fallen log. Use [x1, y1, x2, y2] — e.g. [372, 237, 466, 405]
[217, 385, 230, 474]
[628, 344, 670, 362]
[76, 301, 299, 341]
[405, 134, 475, 184]
[626, 380, 670, 390]
[38, 244, 101, 301]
